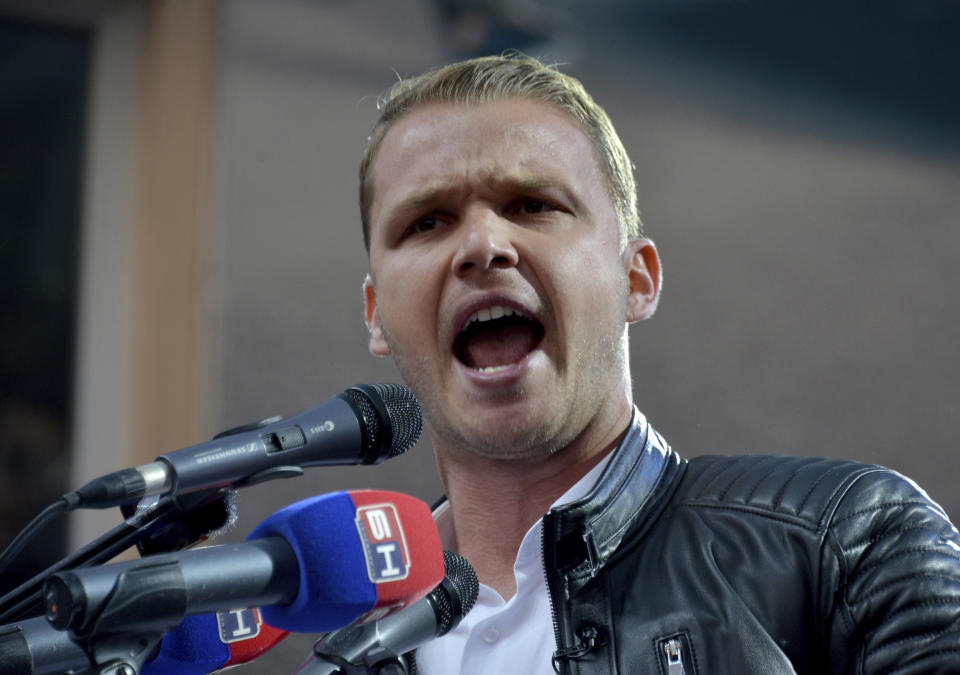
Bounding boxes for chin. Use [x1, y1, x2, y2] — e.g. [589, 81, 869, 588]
[434, 412, 570, 461]
[466, 441, 560, 461]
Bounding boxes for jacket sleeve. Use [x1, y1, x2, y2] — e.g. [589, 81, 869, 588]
[823, 467, 960, 674]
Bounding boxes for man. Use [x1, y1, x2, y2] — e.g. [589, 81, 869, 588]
[358, 55, 960, 674]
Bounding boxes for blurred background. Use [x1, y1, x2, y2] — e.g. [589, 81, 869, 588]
[1, 0, 957, 671]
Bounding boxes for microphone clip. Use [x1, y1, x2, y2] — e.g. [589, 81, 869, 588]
[311, 644, 410, 675]
[47, 559, 191, 675]
[359, 646, 410, 675]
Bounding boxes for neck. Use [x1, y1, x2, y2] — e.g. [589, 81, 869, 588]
[434, 404, 632, 599]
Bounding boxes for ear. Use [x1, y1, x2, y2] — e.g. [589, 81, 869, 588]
[624, 238, 661, 323]
[363, 274, 391, 356]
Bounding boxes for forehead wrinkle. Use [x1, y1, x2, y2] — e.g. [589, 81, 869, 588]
[387, 170, 582, 219]
[488, 172, 579, 200]
[388, 180, 471, 215]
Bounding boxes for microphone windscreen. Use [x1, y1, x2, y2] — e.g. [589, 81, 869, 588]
[248, 490, 443, 633]
[223, 609, 289, 667]
[142, 609, 289, 675]
[349, 490, 445, 623]
[142, 613, 227, 675]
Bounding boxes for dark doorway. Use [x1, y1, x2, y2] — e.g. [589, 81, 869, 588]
[0, 15, 88, 591]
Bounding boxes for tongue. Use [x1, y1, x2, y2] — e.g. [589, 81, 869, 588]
[462, 323, 539, 369]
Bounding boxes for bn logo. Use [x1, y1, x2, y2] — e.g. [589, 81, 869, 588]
[216, 607, 262, 643]
[356, 503, 410, 582]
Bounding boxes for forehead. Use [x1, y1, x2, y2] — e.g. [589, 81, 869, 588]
[368, 99, 610, 222]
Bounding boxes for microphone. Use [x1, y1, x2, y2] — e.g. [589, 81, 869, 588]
[299, 550, 479, 674]
[141, 610, 289, 675]
[70, 383, 422, 509]
[44, 490, 444, 636]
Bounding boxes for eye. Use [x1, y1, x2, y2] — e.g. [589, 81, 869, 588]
[405, 215, 445, 237]
[516, 199, 553, 214]
[507, 197, 567, 222]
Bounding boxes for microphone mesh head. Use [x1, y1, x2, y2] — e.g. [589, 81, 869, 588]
[342, 383, 423, 462]
[371, 383, 423, 458]
[433, 550, 479, 636]
[341, 387, 381, 459]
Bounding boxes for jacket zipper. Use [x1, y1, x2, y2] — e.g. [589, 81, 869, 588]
[541, 512, 567, 674]
[660, 637, 687, 675]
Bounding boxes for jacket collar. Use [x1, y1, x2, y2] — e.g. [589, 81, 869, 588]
[545, 407, 684, 580]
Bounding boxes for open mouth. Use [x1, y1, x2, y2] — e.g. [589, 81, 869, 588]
[453, 305, 545, 373]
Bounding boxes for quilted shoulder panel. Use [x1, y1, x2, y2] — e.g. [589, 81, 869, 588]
[682, 454, 878, 525]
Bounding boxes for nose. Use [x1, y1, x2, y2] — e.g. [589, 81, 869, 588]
[451, 209, 519, 276]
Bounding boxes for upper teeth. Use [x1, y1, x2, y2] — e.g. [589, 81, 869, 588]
[464, 305, 523, 328]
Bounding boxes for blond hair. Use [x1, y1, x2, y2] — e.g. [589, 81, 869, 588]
[359, 54, 642, 250]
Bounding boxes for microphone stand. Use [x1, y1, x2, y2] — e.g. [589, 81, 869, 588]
[0, 487, 230, 624]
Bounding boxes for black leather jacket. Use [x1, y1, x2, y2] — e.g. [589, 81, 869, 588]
[543, 408, 960, 674]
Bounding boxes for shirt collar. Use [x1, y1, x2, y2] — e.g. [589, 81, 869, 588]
[433, 450, 615, 551]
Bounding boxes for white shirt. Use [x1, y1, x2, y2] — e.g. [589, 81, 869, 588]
[417, 454, 613, 675]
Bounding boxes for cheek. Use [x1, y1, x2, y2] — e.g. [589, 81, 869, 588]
[555, 236, 620, 288]
[557, 245, 628, 320]
[374, 259, 440, 336]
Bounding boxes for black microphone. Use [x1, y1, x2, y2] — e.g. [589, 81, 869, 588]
[7, 491, 442, 675]
[70, 383, 422, 509]
[43, 538, 299, 635]
[299, 550, 479, 674]
[43, 490, 443, 637]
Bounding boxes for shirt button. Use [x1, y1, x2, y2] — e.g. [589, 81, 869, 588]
[482, 625, 500, 644]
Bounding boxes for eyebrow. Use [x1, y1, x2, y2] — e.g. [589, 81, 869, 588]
[395, 187, 448, 212]
[388, 173, 580, 215]
[501, 175, 576, 199]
